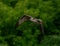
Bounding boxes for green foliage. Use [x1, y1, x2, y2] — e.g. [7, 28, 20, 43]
[0, 0, 60, 46]
[40, 35, 60, 46]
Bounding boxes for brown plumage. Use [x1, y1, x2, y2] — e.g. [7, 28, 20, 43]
[16, 15, 44, 34]
[15, 14, 45, 43]
[15, 14, 44, 35]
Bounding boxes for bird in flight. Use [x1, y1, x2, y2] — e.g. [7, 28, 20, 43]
[15, 14, 44, 35]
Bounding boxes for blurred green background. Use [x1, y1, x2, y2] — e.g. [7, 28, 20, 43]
[0, 0, 60, 46]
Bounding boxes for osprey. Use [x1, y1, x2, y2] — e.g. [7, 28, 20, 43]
[15, 14, 44, 35]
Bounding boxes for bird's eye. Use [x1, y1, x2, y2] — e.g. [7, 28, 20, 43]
[37, 20, 40, 22]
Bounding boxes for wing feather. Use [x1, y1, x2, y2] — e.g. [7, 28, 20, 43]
[15, 15, 31, 28]
[18, 16, 28, 25]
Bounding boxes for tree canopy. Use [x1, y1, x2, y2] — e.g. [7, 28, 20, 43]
[0, 0, 60, 46]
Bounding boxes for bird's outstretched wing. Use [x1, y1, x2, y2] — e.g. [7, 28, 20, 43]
[15, 15, 44, 34]
[15, 15, 31, 27]
[15, 14, 45, 36]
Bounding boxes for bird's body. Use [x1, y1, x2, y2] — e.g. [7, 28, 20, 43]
[15, 14, 44, 35]
[15, 14, 45, 43]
